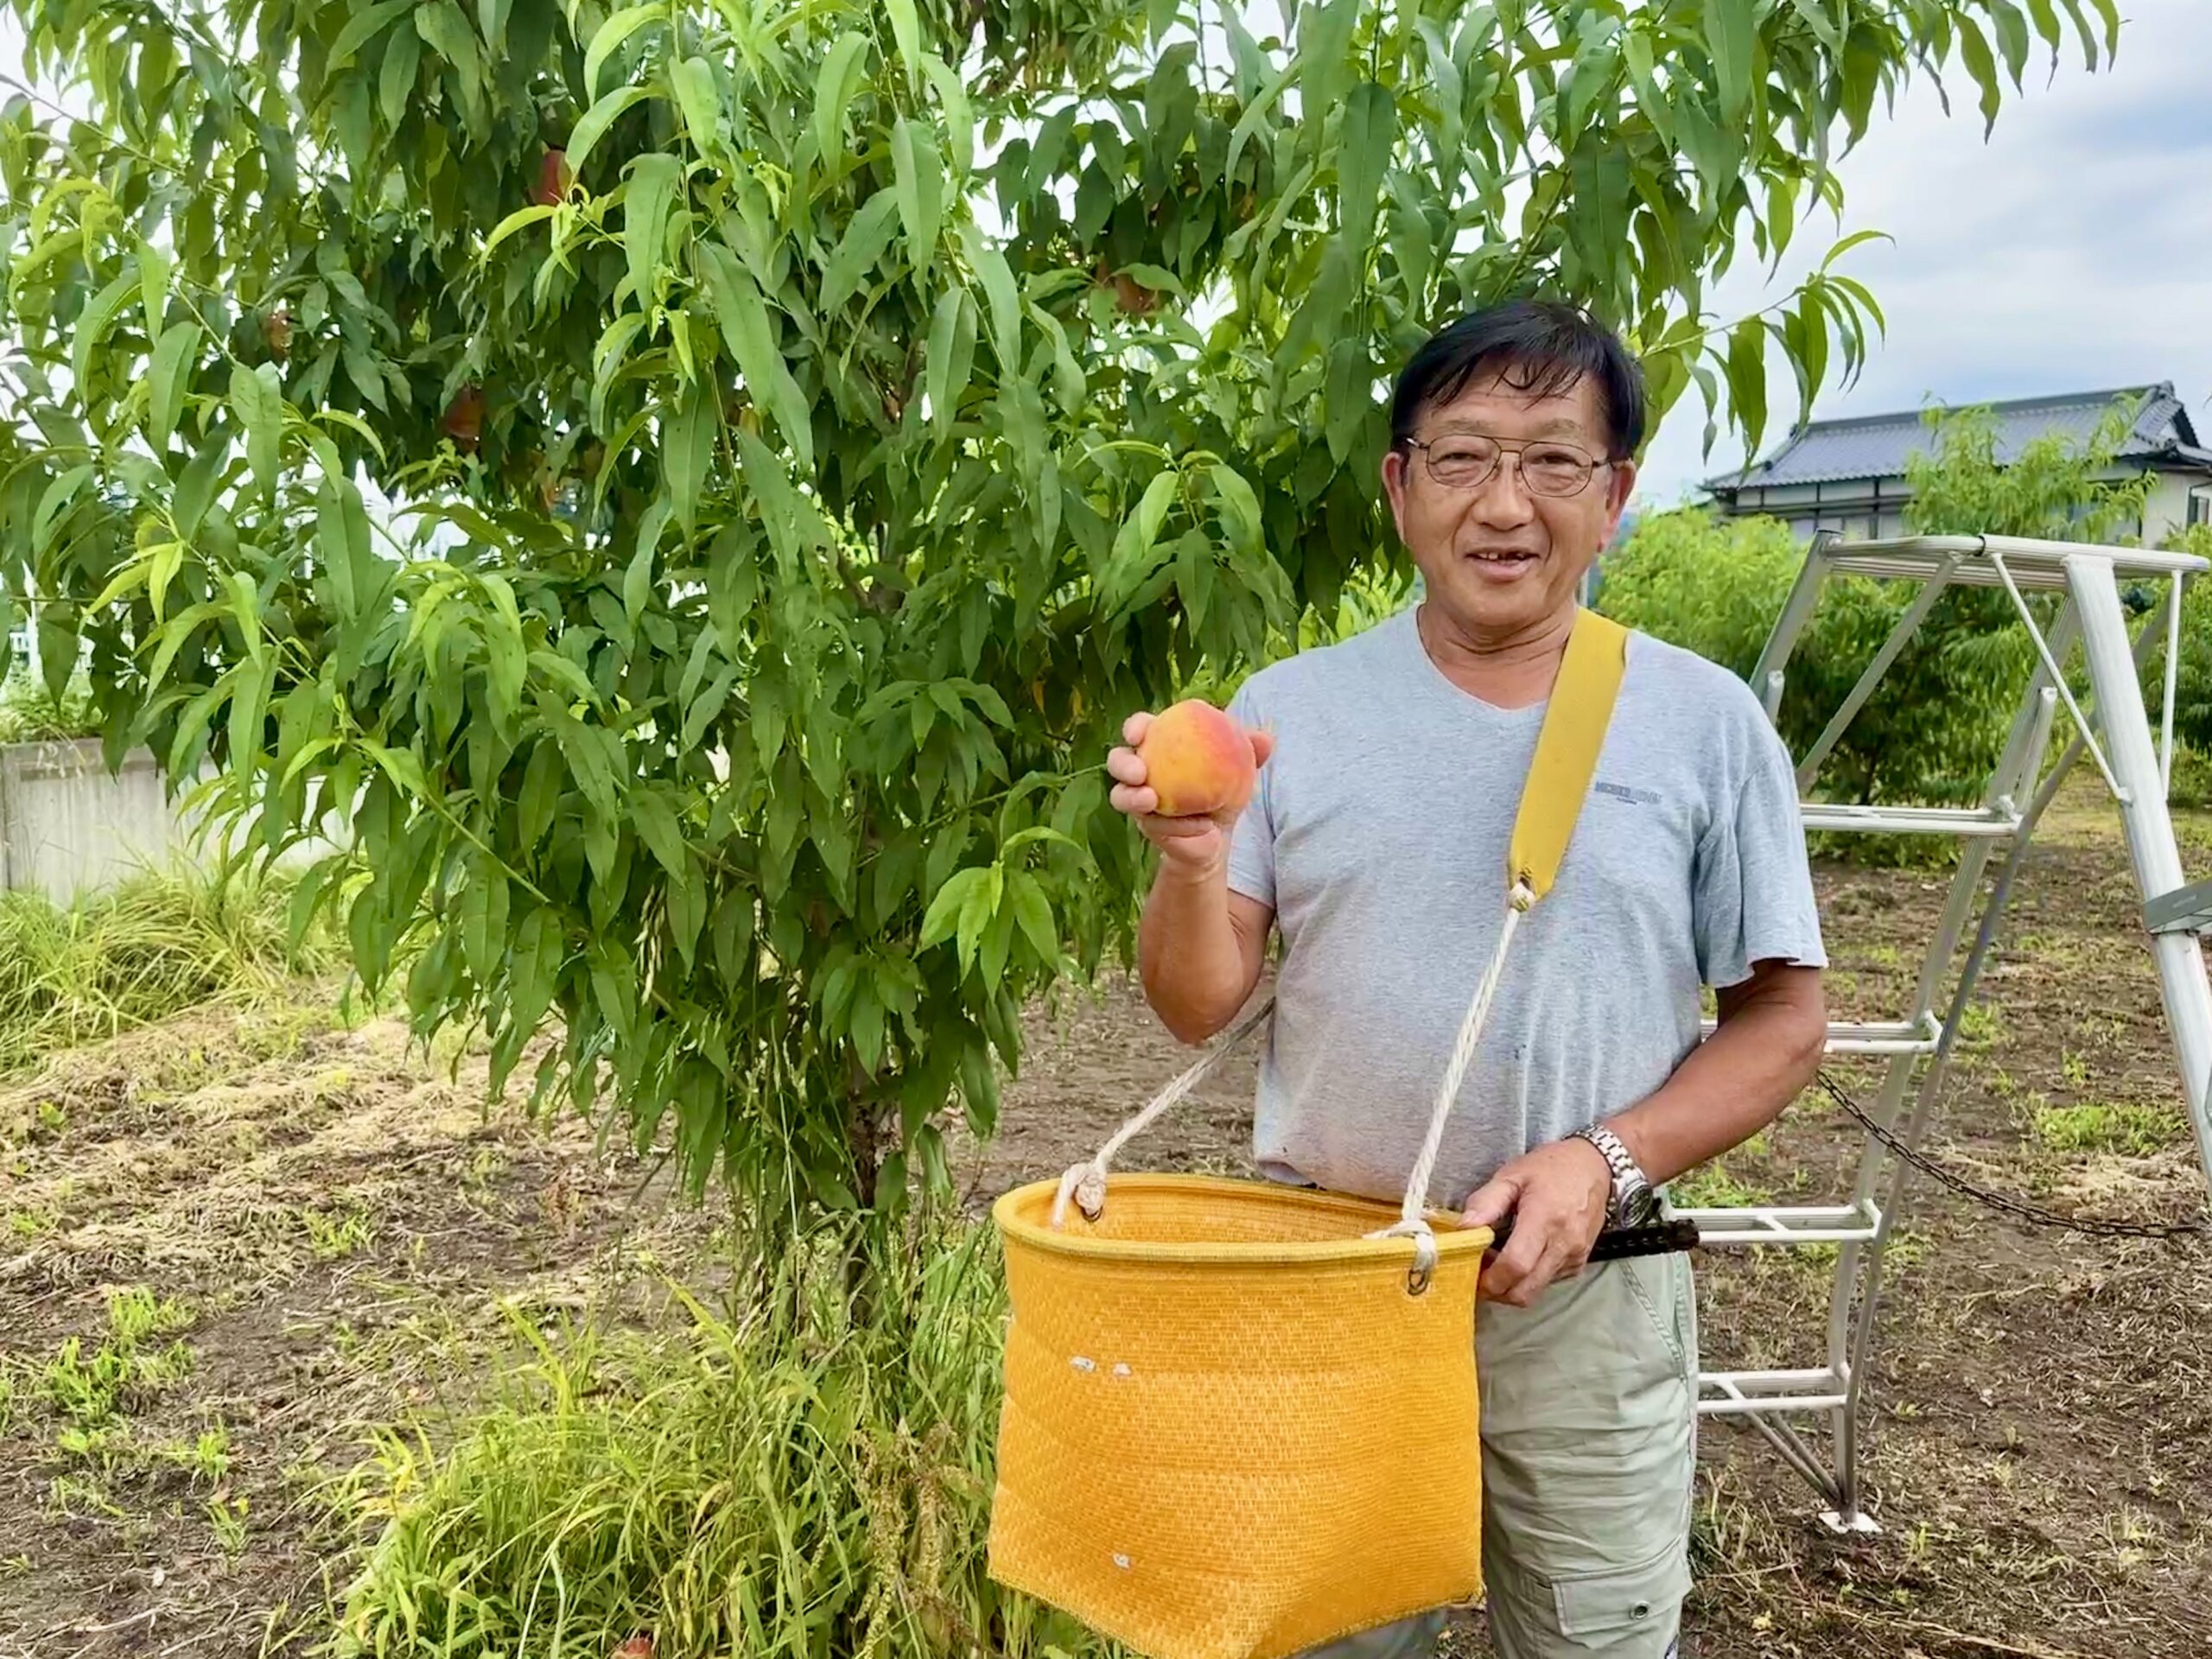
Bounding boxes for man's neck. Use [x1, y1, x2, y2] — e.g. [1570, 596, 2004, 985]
[1415, 601, 1578, 709]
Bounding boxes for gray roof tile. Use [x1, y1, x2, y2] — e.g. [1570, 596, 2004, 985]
[1706, 384, 2208, 492]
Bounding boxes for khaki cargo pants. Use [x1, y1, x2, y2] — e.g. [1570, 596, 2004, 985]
[1304, 1252, 1699, 1658]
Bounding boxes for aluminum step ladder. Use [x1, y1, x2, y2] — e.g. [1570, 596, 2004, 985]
[1678, 531, 2212, 1534]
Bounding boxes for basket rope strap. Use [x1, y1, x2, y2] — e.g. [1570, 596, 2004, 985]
[1052, 608, 1630, 1256]
[1051, 996, 1276, 1227]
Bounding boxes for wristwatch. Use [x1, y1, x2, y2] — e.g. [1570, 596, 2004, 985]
[1570, 1123, 1657, 1228]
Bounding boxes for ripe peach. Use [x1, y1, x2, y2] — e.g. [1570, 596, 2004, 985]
[534, 147, 572, 207]
[1138, 699, 1257, 818]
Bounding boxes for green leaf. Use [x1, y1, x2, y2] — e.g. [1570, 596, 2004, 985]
[671, 55, 720, 149]
[226, 651, 275, 768]
[700, 242, 813, 469]
[2091, 0, 2120, 59]
[957, 866, 1001, 976]
[147, 323, 198, 453]
[2024, 0, 2063, 55]
[1784, 0, 1843, 52]
[380, 19, 421, 127]
[316, 473, 379, 620]
[631, 788, 690, 881]
[1008, 871, 1057, 968]
[461, 864, 510, 983]
[1702, 0, 1755, 121]
[71, 269, 137, 401]
[584, 2, 658, 95]
[414, 3, 480, 92]
[31, 466, 89, 559]
[918, 55, 974, 179]
[1819, 228, 1893, 271]
[919, 866, 987, 949]
[137, 241, 170, 333]
[1211, 463, 1263, 554]
[882, 0, 922, 87]
[509, 907, 565, 1038]
[327, 0, 412, 69]
[624, 151, 682, 308]
[1111, 468, 1179, 590]
[229, 362, 283, 503]
[818, 189, 903, 315]
[960, 224, 1021, 373]
[567, 85, 648, 178]
[1953, 16, 2003, 136]
[626, 501, 668, 626]
[1987, 0, 2031, 84]
[663, 386, 715, 535]
[482, 202, 556, 257]
[1336, 82, 1396, 251]
[925, 288, 976, 441]
[813, 32, 870, 166]
[891, 118, 943, 268]
[1724, 317, 1768, 459]
[1323, 337, 1371, 465]
[518, 741, 562, 848]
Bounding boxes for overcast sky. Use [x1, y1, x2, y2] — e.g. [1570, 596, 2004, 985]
[1635, 0, 2212, 509]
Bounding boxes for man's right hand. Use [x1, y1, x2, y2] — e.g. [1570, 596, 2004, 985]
[1107, 710, 1274, 873]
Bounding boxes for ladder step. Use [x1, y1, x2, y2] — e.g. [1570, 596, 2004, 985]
[2143, 879, 2212, 936]
[1699, 1366, 1850, 1416]
[1800, 802, 2021, 837]
[1670, 1198, 1882, 1246]
[1700, 1015, 1940, 1056]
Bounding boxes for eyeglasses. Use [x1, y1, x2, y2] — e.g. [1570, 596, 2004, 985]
[1400, 434, 1611, 498]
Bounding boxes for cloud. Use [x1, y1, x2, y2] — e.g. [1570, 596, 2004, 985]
[1637, 0, 2212, 506]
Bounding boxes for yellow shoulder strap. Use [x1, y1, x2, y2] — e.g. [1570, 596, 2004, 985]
[1507, 607, 1630, 904]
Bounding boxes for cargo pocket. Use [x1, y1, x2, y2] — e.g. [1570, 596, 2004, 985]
[1550, 1541, 1690, 1649]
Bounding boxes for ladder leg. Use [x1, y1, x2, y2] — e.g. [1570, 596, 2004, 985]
[1796, 558, 1960, 796]
[1752, 531, 1836, 723]
[1825, 619, 2073, 1527]
[1840, 814, 2044, 1523]
[2069, 555, 2212, 1195]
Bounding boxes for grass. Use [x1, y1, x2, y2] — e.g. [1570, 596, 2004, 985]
[1669, 1132, 1772, 1210]
[0, 671, 99, 745]
[301, 1205, 376, 1261]
[325, 1224, 1107, 1659]
[2030, 1101, 2183, 1156]
[0, 861, 338, 1081]
[38, 1287, 198, 1433]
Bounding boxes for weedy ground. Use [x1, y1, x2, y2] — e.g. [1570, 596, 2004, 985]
[3, 782, 2207, 1658]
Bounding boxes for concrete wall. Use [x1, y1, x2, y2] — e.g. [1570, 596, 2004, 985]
[0, 741, 201, 905]
[0, 741, 347, 905]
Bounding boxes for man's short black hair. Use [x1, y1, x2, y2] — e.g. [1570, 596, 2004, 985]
[1389, 299, 1646, 461]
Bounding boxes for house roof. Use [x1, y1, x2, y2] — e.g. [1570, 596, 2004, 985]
[1705, 384, 2212, 493]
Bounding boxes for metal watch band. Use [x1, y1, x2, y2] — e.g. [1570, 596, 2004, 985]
[1571, 1123, 1655, 1226]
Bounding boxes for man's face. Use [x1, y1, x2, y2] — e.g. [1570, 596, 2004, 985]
[1381, 367, 1637, 643]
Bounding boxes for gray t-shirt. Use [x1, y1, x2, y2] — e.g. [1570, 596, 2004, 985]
[1224, 606, 1826, 1210]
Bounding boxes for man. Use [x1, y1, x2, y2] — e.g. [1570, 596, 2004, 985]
[1106, 299, 1828, 1658]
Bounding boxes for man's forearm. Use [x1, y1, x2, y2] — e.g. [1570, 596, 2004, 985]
[1605, 969, 1827, 1186]
[1138, 859, 1254, 1044]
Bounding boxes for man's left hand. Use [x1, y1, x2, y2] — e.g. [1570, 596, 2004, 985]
[1459, 1137, 1613, 1306]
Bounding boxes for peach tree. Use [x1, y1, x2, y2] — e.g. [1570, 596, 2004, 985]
[0, 0, 2110, 1231]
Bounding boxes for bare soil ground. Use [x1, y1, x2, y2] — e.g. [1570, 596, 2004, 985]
[3, 778, 2209, 1659]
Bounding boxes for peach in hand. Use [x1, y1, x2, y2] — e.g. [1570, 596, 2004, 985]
[1137, 699, 1259, 818]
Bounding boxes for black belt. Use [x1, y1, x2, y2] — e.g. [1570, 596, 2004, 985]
[1485, 1214, 1702, 1261]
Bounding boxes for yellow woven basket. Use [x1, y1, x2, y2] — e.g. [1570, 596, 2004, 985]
[988, 1174, 1492, 1659]
[984, 610, 1629, 1659]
